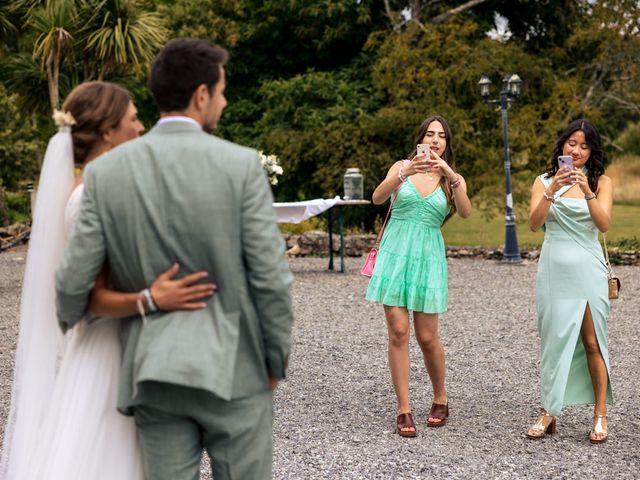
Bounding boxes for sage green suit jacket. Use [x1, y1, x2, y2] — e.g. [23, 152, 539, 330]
[55, 121, 294, 414]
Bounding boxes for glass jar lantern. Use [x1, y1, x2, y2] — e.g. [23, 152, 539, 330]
[343, 168, 363, 200]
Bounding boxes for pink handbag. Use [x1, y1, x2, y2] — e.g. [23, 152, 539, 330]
[360, 192, 396, 278]
[360, 247, 378, 278]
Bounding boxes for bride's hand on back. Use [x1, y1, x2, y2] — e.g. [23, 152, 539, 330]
[150, 263, 217, 311]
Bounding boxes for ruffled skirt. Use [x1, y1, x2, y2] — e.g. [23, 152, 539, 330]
[366, 218, 448, 313]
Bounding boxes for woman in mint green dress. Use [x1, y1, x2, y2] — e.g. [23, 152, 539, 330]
[366, 115, 472, 437]
[527, 120, 613, 444]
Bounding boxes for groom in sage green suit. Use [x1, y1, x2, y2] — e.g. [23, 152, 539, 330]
[55, 39, 294, 479]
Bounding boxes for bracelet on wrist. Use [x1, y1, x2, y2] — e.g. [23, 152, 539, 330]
[141, 288, 158, 313]
[398, 167, 408, 183]
[543, 191, 555, 203]
[584, 193, 596, 201]
[450, 177, 461, 189]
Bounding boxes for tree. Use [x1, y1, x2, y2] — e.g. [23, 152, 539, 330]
[84, 0, 168, 80]
[30, 0, 80, 110]
[5, 0, 167, 113]
[0, 84, 43, 190]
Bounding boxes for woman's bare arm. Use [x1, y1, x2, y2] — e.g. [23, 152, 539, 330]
[88, 263, 216, 318]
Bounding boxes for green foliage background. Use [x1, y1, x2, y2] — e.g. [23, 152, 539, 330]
[1, 0, 639, 232]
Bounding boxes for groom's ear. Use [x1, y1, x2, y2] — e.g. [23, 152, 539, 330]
[192, 84, 211, 112]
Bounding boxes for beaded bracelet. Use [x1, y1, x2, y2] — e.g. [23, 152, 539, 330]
[450, 177, 461, 189]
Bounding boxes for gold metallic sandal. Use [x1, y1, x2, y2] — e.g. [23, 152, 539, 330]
[526, 409, 557, 439]
[589, 414, 608, 444]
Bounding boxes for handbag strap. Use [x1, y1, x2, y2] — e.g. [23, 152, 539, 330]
[375, 192, 396, 244]
[601, 232, 613, 277]
[375, 160, 409, 244]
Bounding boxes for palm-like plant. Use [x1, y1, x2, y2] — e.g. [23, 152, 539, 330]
[30, 0, 85, 110]
[85, 0, 167, 80]
[0, 1, 16, 41]
[0, 53, 53, 115]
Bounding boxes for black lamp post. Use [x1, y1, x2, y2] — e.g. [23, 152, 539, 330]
[478, 73, 523, 264]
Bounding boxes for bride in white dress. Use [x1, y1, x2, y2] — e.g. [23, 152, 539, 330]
[1, 82, 215, 480]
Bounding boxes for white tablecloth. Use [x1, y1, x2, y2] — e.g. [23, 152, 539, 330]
[273, 197, 340, 224]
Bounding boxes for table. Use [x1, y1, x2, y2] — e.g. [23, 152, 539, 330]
[273, 198, 371, 273]
[326, 199, 371, 273]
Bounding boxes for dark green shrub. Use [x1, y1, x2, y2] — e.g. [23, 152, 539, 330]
[6, 191, 31, 225]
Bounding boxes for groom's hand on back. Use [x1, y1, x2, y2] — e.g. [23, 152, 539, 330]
[150, 263, 217, 311]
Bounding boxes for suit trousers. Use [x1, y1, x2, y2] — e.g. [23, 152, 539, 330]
[133, 382, 273, 480]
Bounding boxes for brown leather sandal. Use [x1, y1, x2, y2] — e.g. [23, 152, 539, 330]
[396, 412, 417, 437]
[427, 403, 449, 427]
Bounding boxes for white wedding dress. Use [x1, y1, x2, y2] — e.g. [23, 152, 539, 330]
[28, 184, 144, 480]
[3, 185, 144, 480]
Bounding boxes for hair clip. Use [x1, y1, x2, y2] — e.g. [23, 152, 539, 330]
[52, 109, 77, 128]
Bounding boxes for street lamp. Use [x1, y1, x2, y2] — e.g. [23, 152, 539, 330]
[478, 73, 523, 264]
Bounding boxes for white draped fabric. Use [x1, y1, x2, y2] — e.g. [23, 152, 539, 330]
[1, 133, 143, 479]
[273, 197, 340, 224]
[0, 129, 74, 479]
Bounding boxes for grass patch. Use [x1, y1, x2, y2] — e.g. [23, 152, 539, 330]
[606, 154, 640, 206]
[442, 204, 640, 247]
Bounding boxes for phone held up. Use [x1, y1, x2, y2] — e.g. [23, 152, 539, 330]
[557, 155, 574, 171]
[417, 143, 430, 158]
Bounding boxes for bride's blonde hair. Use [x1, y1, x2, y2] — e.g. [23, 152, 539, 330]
[61, 81, 131, 166]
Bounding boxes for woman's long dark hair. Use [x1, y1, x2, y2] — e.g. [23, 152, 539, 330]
[408, 115, 456, 209]
[546, 119, 605, 193]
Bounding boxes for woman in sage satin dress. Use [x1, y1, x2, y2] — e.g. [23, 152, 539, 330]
[527, 120, 613, 444]
[366, 115, 472, 437]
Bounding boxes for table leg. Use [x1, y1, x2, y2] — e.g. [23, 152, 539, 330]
[327, 207, 334, 270]
[339, 206, 345, 273]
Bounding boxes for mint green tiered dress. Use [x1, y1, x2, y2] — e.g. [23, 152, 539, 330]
[366, 179, 451, 313]
[536, 173, 612, 416]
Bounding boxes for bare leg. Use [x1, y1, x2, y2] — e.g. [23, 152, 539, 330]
[413, 312, 447, 423]
[580, 304, 609, 441]
[383, 305, 413, 434]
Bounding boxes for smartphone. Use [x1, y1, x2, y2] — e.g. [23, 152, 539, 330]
[557, 155, 574, 171]
[417, 143, 430, 157]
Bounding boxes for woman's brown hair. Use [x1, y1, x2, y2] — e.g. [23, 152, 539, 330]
[408, 115, 457, 214]
[61, 81, 131, 166]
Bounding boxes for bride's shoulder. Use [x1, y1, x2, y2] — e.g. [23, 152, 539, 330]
[67, 184, 84, 209]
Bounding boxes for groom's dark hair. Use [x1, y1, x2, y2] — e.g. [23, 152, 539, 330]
[149, 38, 228, 112]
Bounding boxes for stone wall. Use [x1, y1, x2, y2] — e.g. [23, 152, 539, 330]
[282, 230, 640, 265]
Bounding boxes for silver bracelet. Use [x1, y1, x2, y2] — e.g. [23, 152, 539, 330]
[141, 288, 158, 312]
[398, 167, 408, 183]
[584, 193, 596, 201]
[543, 191, 555, 203]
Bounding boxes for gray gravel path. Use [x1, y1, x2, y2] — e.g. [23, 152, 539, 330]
[1, 248, 639, 479]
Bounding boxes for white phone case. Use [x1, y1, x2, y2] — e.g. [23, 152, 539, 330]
[417, 143, 430, 157]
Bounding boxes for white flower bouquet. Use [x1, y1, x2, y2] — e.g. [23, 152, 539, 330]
[259, 151, 284, 185]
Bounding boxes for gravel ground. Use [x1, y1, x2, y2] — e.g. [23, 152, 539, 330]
[1, 247, 639, 479]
